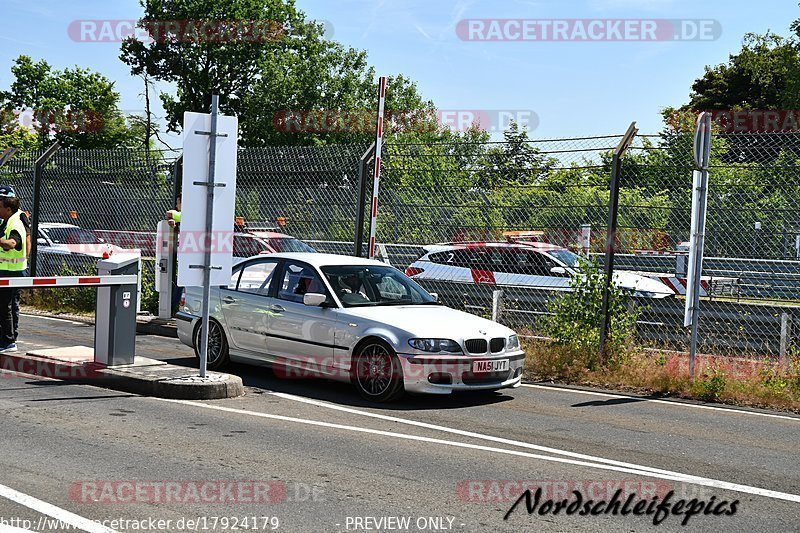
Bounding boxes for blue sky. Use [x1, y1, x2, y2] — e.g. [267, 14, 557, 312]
[1, 0, 797, 146]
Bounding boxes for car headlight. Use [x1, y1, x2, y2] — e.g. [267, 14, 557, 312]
[408, 338, 463, 353]
[507, 335, 520, 351]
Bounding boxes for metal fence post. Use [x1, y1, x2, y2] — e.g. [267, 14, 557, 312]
[599, 123, 638, 363]
[354, 142, 376, 257]
[30, 142, 60, 277]
[492, 289, 504, 322]
[779, 311, 791, 364]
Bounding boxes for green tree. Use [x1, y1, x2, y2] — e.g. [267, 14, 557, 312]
[0, 55, 143, 149]
[686, 32, 800, 110]
[120, 0, 433, 146]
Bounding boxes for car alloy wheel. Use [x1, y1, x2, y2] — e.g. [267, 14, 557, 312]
[353, 340, 404, 402]
[194, 319, 230, 370]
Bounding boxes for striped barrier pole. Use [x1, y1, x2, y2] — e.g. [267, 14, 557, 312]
[0, 275, 138, 288]
[368, 76, 387, 260]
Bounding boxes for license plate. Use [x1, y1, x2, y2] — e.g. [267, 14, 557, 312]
[472, 359, 509, 373]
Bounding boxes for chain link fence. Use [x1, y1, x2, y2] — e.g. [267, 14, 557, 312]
[2, 131, 799, 358]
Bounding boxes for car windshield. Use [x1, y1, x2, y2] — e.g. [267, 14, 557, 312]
[544, 248, 585, 269]
[321, 265, 437, 307]
[267, 237, 316, 253]
[41, 227, 102, 244]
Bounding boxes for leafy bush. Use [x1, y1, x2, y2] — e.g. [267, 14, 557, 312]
[540, 257, 638, 370]
[693, 364, 727, 401]
[21, 262, 96, 313]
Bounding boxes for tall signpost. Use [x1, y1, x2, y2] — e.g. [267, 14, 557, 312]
[684, 112, 712, 377]
[367, 77, 387, 260]
[179, 95, 238, 378]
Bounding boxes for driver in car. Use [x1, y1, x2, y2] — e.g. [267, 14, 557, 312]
[337, 273, 370, 305]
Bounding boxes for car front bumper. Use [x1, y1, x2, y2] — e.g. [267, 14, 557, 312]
[397, 352, 525, 395]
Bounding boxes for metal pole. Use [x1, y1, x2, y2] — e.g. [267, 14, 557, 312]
[199, 95, 220, 379]
[353, 142, 375, 257]
[688, 169, 709, 377]
[30, 142, 60, 277]
[687, 112, 712, 378]
[599, 123, 637, 361]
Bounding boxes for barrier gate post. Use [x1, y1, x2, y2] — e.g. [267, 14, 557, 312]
[95, 254, 140, 366]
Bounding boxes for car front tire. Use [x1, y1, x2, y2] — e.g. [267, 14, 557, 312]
[352, 339, 405, 403]
[193, 319, 230, 371]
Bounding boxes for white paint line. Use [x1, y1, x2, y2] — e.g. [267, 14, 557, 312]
[269, 391, 698, 480]
[21, 313, 86, 326]
[522, 384, 800, 422]
[0, 483, 118, 533]
[160, 397, 800, 504]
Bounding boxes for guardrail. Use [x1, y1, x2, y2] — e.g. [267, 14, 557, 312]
[415, 280, 798, 357]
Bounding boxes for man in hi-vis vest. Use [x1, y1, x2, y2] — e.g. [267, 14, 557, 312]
[0, 185, 26, 352]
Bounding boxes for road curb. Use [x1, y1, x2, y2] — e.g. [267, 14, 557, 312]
[0, 348, 243, 400]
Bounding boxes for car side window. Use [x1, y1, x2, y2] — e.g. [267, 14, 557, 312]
[227, 268, 242, 290]
[517, 251, 554, 276]
[234, 260, 279, 295]
[428, 250, 470, 267]
[233, 235, 265, 258]
[277, 262, 327, 304]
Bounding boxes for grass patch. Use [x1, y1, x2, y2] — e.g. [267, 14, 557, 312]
[523, 337, 800, 413]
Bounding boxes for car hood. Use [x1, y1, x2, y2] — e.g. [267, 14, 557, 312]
[341, 305, 514, 339]
[612, 271, 674, 297]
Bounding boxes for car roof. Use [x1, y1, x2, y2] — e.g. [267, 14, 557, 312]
[39, 223, 80, 229]
[248, 231, 293, 239]
[425, 241, 563, 252]
[249, 252, 390, 268]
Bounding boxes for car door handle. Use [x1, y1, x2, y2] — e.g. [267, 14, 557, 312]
[222, 296, 236, 304]
[270, 304, 285, 313]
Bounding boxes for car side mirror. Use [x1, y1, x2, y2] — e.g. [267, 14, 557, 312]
[303, 292, 328, 307]
[550, 266, 568, 277]
[429, 292, 439, 302]
[37, 238, 48, 246]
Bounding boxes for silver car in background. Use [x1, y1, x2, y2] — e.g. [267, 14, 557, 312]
[176, 253, 524, 402]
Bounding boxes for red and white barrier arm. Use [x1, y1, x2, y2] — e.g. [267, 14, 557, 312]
[368, 76, 387, 260]
[0, 275, 138, 288]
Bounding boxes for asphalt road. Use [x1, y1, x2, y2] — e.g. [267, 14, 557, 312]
[0, 313, 797, 532]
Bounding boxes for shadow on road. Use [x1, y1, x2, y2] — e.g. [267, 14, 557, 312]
[572, 397, 649, 408]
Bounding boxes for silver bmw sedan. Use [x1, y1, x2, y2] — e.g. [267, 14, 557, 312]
[176, 253, 524, 402]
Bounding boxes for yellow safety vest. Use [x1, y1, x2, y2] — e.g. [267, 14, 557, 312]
[0, 211, 27, 272]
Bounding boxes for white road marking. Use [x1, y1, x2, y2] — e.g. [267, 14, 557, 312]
[0, 483, 118, 533]
[20, 313, 86, 326]
[160, 397, 800, 504]
[268, 392, 717, 480]
[522, 383, 800, 422]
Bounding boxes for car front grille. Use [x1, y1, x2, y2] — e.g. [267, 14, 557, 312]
[490, 338, 505, 353]
[465, 339, 488, 354]
[462, 369, 512, 385]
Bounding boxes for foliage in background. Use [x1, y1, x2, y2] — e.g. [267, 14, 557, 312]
[539, 257, 638, 371]
[524, 338, 800, 412]
[120, 0, 434, 146]
[0, 56, 145, 150]
[21, 262, 96, 313]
